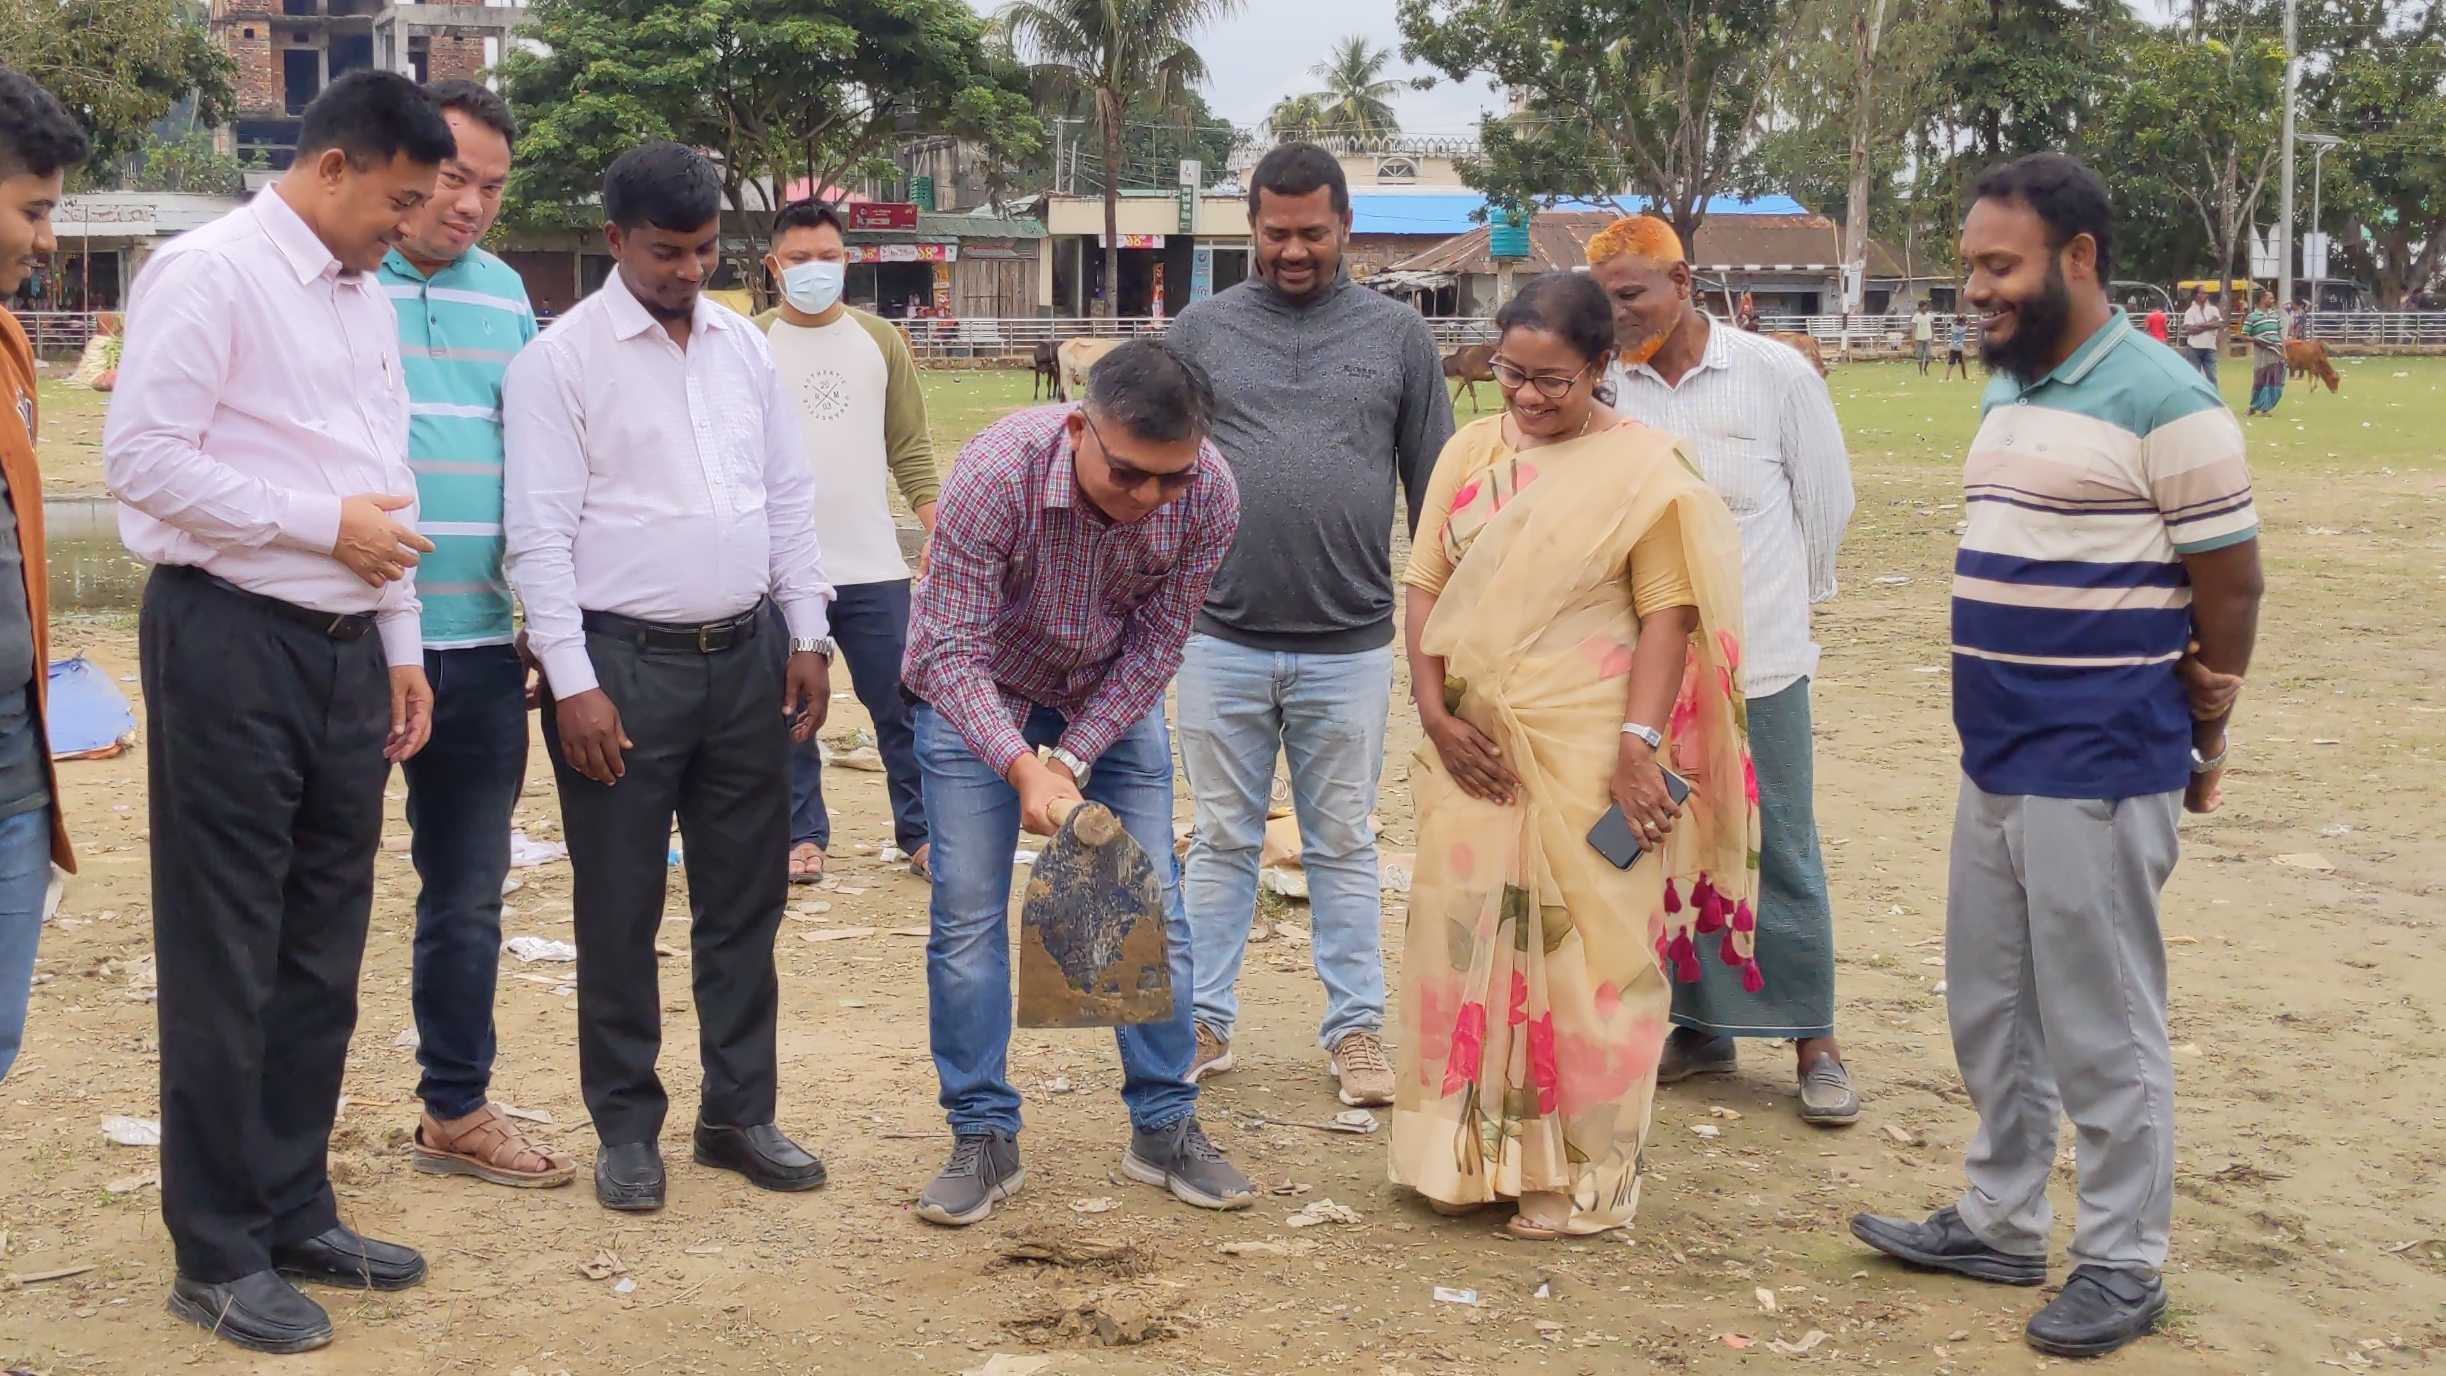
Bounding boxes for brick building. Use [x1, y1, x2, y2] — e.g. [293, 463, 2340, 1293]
[207, 0, 518, 172]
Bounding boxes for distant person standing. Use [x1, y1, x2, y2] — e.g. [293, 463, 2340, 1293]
[505, 142, 836, 1215]
[105, 72, 450, 1352]
[2142, 299, 2170, 345]
[2243, 288, 2286, 417]
[1852, 153, 2263, 1361]
[1911, 301, 1936, 375]
[756, 199, 937, 885]
[1587, 215, 1860, 1126]
[0, 70, 85, 1087]
[1944, 313, 1972, 380]
[2180, 286, 2223, 384]
[379, 80, 573, 1192]
[1165, 143, 1455, 1108]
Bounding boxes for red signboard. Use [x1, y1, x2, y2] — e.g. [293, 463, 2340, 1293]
[848, 202, 919, 231]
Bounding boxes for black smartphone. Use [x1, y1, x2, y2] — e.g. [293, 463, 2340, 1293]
[1586, 767, 1694, 870]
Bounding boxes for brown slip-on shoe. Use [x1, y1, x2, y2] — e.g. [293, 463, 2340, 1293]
[412, 1103, 578, 1188]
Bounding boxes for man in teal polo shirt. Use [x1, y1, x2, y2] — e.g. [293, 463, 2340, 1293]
[379, 80, 573, 1189]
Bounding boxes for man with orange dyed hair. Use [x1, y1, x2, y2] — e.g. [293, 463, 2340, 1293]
[1587, 215, 1860, 1126]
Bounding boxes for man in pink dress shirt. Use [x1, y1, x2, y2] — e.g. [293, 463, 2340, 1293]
[103, 72, 452, 1354]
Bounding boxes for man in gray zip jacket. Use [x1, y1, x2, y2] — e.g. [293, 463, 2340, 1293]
[1165, 143, 1455, 1107]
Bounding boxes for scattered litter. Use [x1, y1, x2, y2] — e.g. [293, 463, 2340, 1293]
[963, 1357, 1058, 1376]
[612, 1276, 636, 1296]
[800, 927, 878, 943]
[789, 900, 834, 918]
[1932, 980, 1949, 995]
[504, 936, 578, 963]
[1246, 1110, 1377, 1136]
[1768, 1329, 1830, 1356]
[1285, 1199, 1363, 1228]
[577, 1250, 626, 1280]
[391, 1026, 420, 1050]
[1691, 1123, 1722, 1139]
[1071, 1197, 1119, 1215]
[834, 885, 870, 896]
[2312, 737, 2342, 746]
[2274, 852, 2336, 872]
[509, 830, 567, 867]
[839, 999, 868, 1009]
[1533, 1280, 1553, 1299]
[1218, 1239, 1316, 1259]
[832, 746, 886, 771]
[1012, 849, 1039, 866]
[1881, 1124, 1922, 1147]
[100, 1116, 160, 1147]
[1046, 1076, 1074, 1095]
[499, 1104, 554, 1126]
[1755, 1286, 1778, 1313]
[1721, 1333, 1753, 1350]
[2176, 1041, 2204, 1057]
[684, 1245, 724, 1256]
[2166, 935, 2200, 946]
[1533, 1319, 1566, 1336]
[1268, 1181, 1313, 1197]
[881, 845, 910, 864]
[500, 874, 524, 897]
[654, 943, 678, 958]
[886, 927, 931, 938]
[103, 1170, 159, 1195]
[1432, 1286, 1480, 1306]
[1873, 574, 1912, 586]
[1710, 1105, 1743, 1121]
[2, 1264, 95, 1288]
[1333, 1109, 1377, 1131]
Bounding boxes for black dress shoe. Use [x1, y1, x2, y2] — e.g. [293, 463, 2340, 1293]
[271, 1223, 426, 1291]
[1851, 1205, 2048, 1286]
[693, 1121, 827, 1192]
[2026, 1265, 2167, 1358]
[166, 1271, 333, 1354]
[596, 1141, 666, 1211]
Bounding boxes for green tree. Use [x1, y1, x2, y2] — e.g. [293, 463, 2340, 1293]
[125, 126, 243, 195]
[500, 0, 1038, 285]
[1310, 36, 1403, 144]
[1025, 85, 1235, 196]
[1265, 93, 1329, 144]
[1399, 0, 1803, 246]
[2303, 0, 2446, 307]
[0, 0, 233, 174]
[996, 0, 1239, 317]
[2094, 25, 2285, 323]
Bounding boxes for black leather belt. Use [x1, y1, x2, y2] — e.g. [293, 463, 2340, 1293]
[164, 564, 375, 641]
[582, 603, 765, 654]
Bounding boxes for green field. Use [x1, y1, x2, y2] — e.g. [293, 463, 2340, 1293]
[34, 352, 2442, 500]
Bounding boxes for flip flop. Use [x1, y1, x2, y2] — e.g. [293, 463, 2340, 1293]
[788, 843, 826, 886]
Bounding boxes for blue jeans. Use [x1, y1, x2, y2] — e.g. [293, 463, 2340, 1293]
[2187, 345, 2219, 382]
[0, 807, 54, 1082]
[1176, 633, 1391, 1049]
[401, 644, 530, 1119]
[916, 702, 1196, 1137]
[787, 580, 926, 854]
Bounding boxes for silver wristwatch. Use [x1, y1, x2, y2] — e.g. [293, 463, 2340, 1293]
[1048, 746, 1092, 781]
[790, 635, 835, 660]
[1620, 721, 1664, 751]
[2190, 739, 2228, 774]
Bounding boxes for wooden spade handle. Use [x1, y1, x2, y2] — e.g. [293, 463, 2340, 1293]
[1046, 797, 1122, 847]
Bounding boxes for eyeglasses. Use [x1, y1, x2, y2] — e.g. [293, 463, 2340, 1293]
[1490, 357, 1593, 400]
[1080, 411, 1200, 495]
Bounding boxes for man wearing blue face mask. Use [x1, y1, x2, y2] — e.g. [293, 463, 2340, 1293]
[759, 200, 939, 883]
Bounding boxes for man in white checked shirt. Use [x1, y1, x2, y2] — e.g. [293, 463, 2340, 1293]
[1587, 216, 1862, 1126]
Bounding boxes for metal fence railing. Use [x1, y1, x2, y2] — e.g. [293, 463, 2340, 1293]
[18, 310, 103, 356]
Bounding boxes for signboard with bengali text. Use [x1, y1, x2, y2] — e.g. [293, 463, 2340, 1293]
[848, 202, 920, 231]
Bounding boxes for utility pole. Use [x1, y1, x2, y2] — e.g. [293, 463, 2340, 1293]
[2302, 132, 2342, 311]
[2278, 0, 2297, 312]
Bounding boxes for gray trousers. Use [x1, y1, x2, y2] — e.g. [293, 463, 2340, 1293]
[1945, 779, 2182, 1273]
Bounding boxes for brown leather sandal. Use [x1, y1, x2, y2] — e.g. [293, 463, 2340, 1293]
[410, 1104, 577, 1189]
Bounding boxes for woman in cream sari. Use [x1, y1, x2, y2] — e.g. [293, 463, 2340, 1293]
[1392, 272, 1758, 1238]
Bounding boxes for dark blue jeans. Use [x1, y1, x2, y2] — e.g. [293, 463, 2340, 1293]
[788, 579, 926, 854]
[402, 644, 530, 1119]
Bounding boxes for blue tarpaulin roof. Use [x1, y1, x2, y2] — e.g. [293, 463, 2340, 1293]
[1348, 192, 1810, 236]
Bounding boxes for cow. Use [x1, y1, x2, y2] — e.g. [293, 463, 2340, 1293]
[1766, 330, 1830, 377]
[2285, 338, 2341, 393]
[1030, 339, 1064, 401]
[1442, 343, 1497, 411]
[1057, 337, 1123, 398]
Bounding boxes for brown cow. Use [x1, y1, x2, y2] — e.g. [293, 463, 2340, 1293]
[1765, 330, 1829, 376]
[1030, 339, 1064, 401]
[1443, 343, 1497, 411]
[2284, 338, 2340, 393]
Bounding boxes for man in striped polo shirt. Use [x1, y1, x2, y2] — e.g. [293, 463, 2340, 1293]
[1852, 154, 2263, 1359]
[379, 81, 573, 1189]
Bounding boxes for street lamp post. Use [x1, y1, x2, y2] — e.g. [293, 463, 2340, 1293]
[2300, 132, 2342, 313]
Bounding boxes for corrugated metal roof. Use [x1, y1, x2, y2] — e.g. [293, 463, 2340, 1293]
[1349, 192, 1810, 237]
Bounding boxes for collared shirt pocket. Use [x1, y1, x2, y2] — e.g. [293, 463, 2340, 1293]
[1695, 419, 1780, 515]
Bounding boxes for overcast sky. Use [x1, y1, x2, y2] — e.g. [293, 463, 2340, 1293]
[965, 0, 1506, 139]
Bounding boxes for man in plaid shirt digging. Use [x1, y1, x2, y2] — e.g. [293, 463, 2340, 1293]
[900, 339, 1253, 1226]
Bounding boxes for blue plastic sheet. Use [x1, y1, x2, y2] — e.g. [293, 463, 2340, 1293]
[45, 656, 136, 759]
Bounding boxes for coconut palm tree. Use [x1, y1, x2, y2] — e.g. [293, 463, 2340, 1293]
[998, 0, 1240, 317]
[1266, 93, 1329, 145]
[1310, 35, 1403, 145]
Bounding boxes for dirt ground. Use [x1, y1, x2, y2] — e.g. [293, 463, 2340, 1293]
[3, 360, 2443, 1374]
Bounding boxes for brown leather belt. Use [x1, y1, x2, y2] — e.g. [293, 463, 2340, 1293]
[581, 602, 765, 654]
[163, 564, 375, 641]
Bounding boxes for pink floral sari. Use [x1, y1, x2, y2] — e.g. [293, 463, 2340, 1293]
[1390, 421, 1758, 1234]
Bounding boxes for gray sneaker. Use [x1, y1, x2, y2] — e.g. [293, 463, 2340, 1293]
[1121, 1117, 1254, 1211]
[915, 1131, 1024, 1227]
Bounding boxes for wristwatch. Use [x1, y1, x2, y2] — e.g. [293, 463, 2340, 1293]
[1048, 746, 1092, 781]
[2190, 739, 2229, 774]
[1620, 721, 1664, 751]
[790, 636, 836, 660]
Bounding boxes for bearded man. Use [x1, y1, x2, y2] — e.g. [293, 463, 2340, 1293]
[1586, 217, 1860, 1125]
